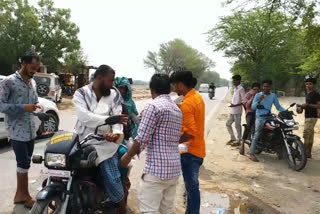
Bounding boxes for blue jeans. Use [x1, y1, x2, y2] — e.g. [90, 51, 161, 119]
[181, 153, 203, 214]
[250, 116, 270, 154]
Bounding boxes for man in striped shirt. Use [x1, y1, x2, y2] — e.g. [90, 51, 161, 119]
[120, 74, 183, 214]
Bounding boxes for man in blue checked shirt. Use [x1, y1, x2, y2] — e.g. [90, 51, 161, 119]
[250, 79, 285, 162]
[120, 74, 183, 214]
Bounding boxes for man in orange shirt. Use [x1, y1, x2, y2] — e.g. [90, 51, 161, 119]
[170, 70, 205, 214]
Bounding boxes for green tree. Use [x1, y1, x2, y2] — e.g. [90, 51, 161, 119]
[144, 39, 215, 78]
[36, 0, 81, 72]
[198, 71, 220, 84]
[0, 0, 39, 74]
[207, 10, 301, 90]
[63, 49, 88, 75]
[0, 0, 82, 75]
[224, 0, 319, 23]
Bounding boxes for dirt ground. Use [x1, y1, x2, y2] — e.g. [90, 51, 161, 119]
[198, 95, 320, 214]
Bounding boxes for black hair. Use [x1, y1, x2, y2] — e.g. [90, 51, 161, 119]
[149, 73, 171, 95]
[94, 64, 115, 79]
[251, 82, 260, 89]
[169, 71, 197, 88]
[20, 51, 40, 64]
[262, 79, 272, 85]
[305, 77, 317, 84]
[232, 74, 241, 81]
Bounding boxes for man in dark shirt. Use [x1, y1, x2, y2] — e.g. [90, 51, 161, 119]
[302, 77, 320, 158]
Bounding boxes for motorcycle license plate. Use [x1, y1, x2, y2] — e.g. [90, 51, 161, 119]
[41, 169, 71, 178]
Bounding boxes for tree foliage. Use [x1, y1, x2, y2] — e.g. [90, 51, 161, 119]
[222, 0, 320, 80]
[198, 71, 229, 87]
[63, 49, 88, 75]
[0, 0, 83, 75]
[224, 0, 319, 23]
[208, 10, 302, 90]
[144, 39, 215, 78]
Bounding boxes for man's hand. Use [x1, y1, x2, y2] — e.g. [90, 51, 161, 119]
[104, 133, 120, 142]
[182, 141, 191, 146]
[229, 103, 241, 108]
[24, 104, 41, 113]
[258, 95, 265, 103]
[120, 114, 129, 125]
[120, 153, 132, 168]
[38, 105, 44, 112]
[179, 133, 194, 144]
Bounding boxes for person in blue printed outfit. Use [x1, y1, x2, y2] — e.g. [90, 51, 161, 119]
[0, 51, 41, 208]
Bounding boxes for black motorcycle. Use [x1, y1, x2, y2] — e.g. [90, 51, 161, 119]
[245, 103, 307, 171]
[30, 115, 132, 214]
[209, 88, 215, 100]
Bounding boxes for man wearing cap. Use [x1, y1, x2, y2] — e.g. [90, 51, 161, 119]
[301, 77, 320, 158]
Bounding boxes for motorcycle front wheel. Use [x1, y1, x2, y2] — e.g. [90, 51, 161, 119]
[30, 196, 63, 214]
[286, 138, 307, 171]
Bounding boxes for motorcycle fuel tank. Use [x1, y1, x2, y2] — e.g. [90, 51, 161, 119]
[46, 131, 79, 155]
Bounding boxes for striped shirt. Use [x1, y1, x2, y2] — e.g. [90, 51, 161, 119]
[136, 94, 183, 180]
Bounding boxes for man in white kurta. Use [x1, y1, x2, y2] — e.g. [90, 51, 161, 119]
[73, 65, 127, 214]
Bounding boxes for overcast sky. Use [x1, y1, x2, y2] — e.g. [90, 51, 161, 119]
[29, 0, 233, 81]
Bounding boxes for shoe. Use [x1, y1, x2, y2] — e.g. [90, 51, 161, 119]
[226, 140, 235, 145]
[249, 153, 259, 162]
[231, 142, 240, 147]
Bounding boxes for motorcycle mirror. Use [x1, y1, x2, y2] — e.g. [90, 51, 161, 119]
[34, 112, 50, 122]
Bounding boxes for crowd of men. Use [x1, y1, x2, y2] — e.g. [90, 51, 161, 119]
[0, 50, 319, 214]
[0, 51, 206, 214]
[226, 75, 320, 162]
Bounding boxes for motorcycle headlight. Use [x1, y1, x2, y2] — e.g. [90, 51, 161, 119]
[45, 153, 66, 168]
[284, 119, 295, 127]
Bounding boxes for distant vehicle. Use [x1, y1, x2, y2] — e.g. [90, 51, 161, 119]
[34, 73, 62, 103]
[209, 88, 215, 99]
[0, 75, 60, 140]
[199, 83, 209, 93]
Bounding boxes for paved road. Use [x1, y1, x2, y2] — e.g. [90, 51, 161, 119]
[0, 87, 228, 213]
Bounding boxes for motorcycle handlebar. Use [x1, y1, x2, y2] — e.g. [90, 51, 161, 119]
[79, 134, 105, 146]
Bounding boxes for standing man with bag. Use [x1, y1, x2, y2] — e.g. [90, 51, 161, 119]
[0, 51, 41, 208]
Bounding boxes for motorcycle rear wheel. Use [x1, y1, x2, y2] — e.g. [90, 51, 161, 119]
[286, 139, 307, 171]
[30, 197, 63, 214]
